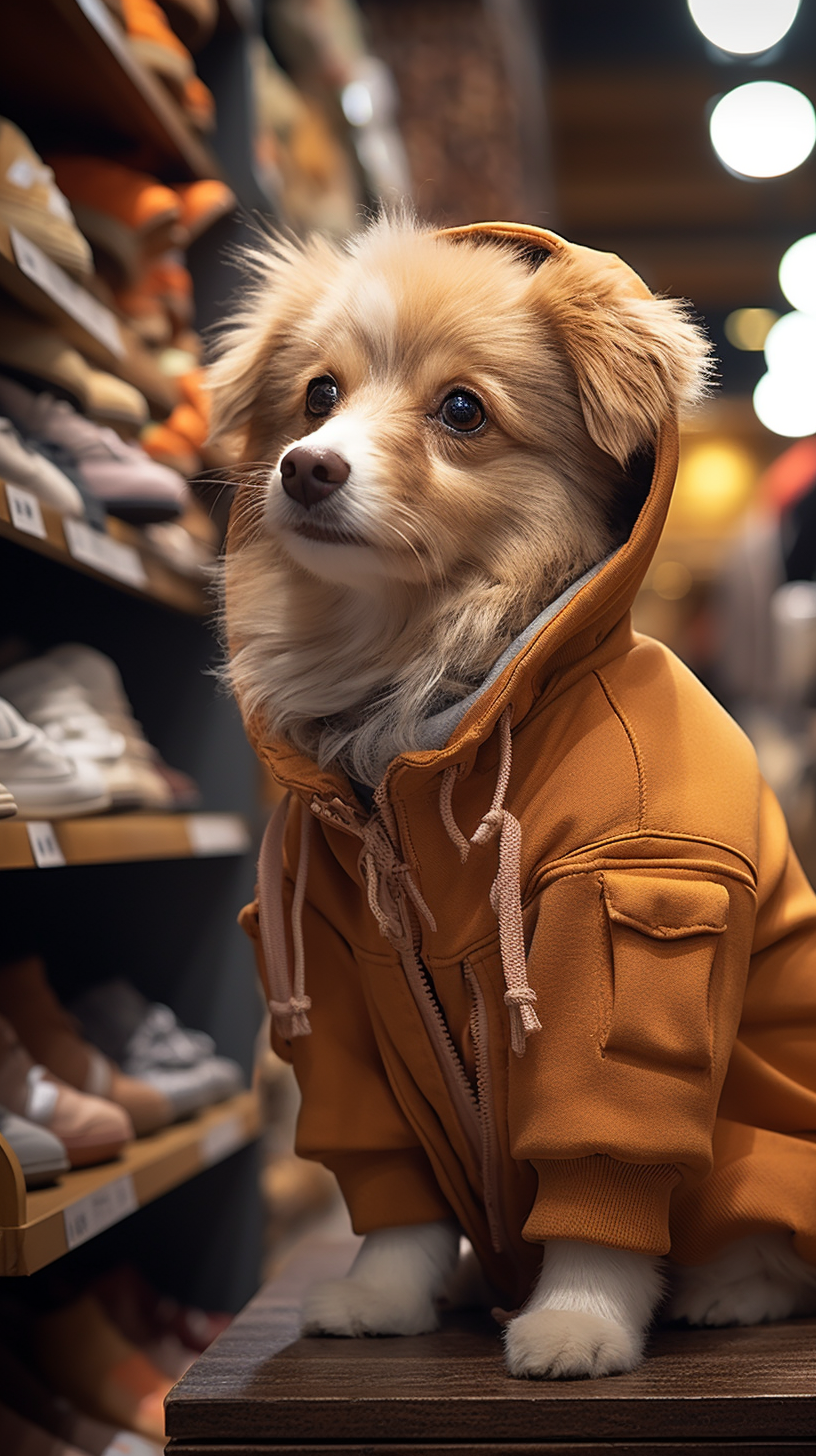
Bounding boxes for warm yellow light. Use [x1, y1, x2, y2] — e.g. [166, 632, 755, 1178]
[652, 561, 694, 600]
[724, 308, 778, 351]
[673, 439, 756, 524]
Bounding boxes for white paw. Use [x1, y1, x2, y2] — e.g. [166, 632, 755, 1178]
[668, 1270, 801, 1327]
[503, 1307, 643, 1380]
[301, 1277, 439, 1337]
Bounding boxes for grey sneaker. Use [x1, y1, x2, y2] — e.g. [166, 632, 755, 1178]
[0, 1104, 69, 1187]
[72, 980, 244, 1120]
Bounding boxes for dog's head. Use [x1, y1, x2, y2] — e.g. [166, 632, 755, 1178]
[210, 215, 709, 605]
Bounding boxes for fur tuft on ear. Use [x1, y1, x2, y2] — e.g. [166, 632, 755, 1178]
[206, 230, 341, 450]
[533, 247, 714, 466]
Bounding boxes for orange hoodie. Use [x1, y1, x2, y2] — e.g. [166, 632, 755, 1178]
[231, 224, 816, 1305]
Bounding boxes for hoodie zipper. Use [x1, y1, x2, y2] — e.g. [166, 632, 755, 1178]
[464, 958, 505, 1255]
[399, 915, 482, 1162]
[311, 793, 505, 1253]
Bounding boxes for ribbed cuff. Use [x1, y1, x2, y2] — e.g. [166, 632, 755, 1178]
[322, 1150, 452, 1235]
[524, 1155, 681, 1255]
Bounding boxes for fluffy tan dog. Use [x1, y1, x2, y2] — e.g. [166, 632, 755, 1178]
[210, 216, 816, 1379]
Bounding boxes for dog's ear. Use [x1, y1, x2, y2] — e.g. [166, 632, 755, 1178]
[440, 224, 712, 467]
[206, 232, 340, 451]
[530, 242, 712, 466]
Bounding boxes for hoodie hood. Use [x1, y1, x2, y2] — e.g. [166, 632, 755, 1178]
[227, 221, 682, 802]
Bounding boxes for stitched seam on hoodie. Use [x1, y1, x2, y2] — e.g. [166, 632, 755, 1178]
[593, 669, 645, 828]
[529, 857, 756, 900]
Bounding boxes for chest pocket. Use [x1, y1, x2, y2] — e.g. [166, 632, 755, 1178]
[600, 872, 729, 1071]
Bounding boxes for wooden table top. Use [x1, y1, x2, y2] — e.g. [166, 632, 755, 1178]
[165, 1238, 816, 1449]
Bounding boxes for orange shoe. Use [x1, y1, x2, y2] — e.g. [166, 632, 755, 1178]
[122, 0, 193, 85]
[141, 420, 200, 476]
[115, 257, 193, 341]
[180, 74, 216, 132]
[175, 179, 236, 240]
[48, 158, 185, 281]
[147, 256, 194, 327]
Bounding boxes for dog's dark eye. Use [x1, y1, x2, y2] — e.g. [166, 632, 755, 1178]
[439, 391, 485, 433]
[306, 375, 339, 416]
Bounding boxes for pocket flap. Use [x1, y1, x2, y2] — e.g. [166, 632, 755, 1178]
[602, 872, 729, 940]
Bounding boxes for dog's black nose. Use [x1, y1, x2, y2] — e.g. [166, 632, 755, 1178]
[280, 447, 351, 509]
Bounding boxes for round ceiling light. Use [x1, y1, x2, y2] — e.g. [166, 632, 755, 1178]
[779, 234, 816, 314]
[688, 0, 800, 56]
[709, 82, 816, 178]
[754, 371, 816, 437]
[764, 311, 816, 376]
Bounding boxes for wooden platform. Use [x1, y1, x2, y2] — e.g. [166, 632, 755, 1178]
[165, 1238, 816, 1453]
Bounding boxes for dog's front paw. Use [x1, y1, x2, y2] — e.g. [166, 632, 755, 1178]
[668, 1270, 800, 1328]
[503, 1307, 643, 1380]
[302, 1277, 438, 1337]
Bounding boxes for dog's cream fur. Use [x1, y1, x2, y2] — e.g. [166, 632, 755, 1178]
[211, 215, 816, 1376]
[212, 215, 707, 786]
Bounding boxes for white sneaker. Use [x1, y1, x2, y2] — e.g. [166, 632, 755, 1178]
[0, 697, 110, 818]
[0, 1104, 70, 1186]
[49, 644, 177, 809]
[0, 377, 188, 523]
[73, 980, 245, 1119]
[0, 415, 85, 515]
[0, 780, 16, 817]
[0, 653, 170, 811]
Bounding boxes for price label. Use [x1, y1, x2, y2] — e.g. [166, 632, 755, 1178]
[26, 822, 66, 868]
[201, 1115, 244, 1168]
[63, 1175, 138, 1250]
[10, 228, 124, 357]
[188, 814, 251, 857]
[63, 518, 147, 589]
[5, 483, 47, 539]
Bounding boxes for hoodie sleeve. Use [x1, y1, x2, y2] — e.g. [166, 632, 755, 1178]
[239, 880, 453, 1236]
[506, 845, 759, 1255]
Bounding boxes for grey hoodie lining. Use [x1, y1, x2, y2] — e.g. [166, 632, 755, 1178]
[349, 553, 615, 806]
[413, 552, 615, 752]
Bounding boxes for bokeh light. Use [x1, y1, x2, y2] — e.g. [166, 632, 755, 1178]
[779, 234, 816, 315]
[652, 561, 694, 600]
[688, 0, 801, 55]
[764, 311, 816, 376]
[709, 82, 815, 179]
[673, 439, 756, 524]
[753, 371, 816, 437]
[724, 308, 778, 350]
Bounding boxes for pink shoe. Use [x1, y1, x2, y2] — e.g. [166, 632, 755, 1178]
[0, 1015, 133, 1168]
[0, 377, 189, 524]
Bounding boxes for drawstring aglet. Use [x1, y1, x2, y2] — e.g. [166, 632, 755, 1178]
[269, 995, 312, 1039]
[503, 986, 542, 1057]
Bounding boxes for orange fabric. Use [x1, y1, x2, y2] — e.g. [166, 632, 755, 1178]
[50, 157, 181, 233]
[228, 222, 816, 1301]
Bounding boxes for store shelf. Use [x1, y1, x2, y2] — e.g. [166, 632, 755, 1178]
[0, 481, 210, 616]
[1, 0, 223, 183]
[0, 812, 251, 871]
[0, 225, 180, 419]
[0, 1089, 260, 1276]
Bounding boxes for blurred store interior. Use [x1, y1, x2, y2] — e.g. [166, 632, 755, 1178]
[0, 1, 815, 1445]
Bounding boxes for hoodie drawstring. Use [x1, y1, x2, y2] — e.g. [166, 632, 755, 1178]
[440, 707, 542, 1057]
[258, 706, 540, 1056]
[258, 792, 313, 1039]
